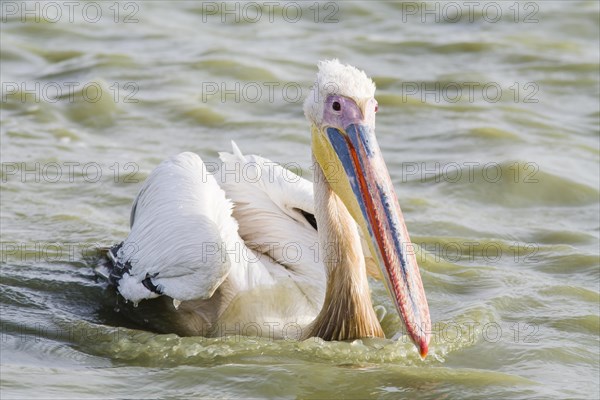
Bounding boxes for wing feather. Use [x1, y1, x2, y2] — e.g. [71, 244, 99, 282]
[218, 142, 320, 274]
[115, 152, 235, 303]
[219, 142, 380, 280]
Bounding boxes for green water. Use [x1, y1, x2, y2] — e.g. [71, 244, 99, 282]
[1, 1, 599, 399]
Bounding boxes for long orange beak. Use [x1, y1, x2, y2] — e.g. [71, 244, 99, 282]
[324, 123, 431, 357]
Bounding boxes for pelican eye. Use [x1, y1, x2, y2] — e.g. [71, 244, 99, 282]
[332, 101, 341, 111]
[375, 104, 379, 113]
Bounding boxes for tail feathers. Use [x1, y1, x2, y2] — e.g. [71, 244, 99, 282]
[95, 242, 164, 300]
[230, 140, 246, 162]
[94, 242, 129, 285]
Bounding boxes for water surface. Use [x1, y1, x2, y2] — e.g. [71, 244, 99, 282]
[1, 1, 599, 399]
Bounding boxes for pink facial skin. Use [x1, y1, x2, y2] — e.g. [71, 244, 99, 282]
[322, 95, 378, 131]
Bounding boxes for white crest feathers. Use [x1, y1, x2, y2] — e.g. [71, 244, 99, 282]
[303, 59, 376, 126]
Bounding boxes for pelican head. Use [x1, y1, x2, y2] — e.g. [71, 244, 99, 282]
[304, 59, 431, 357]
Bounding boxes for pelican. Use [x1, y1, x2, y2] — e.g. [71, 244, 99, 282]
[97, 60, 431, 357]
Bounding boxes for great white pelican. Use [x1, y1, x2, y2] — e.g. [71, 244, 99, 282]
[97, 60, 431, 357]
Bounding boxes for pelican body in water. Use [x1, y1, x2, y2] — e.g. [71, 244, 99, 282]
[98, 60, 431, 357]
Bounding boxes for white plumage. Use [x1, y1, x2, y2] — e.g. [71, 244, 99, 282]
[100, 142, 327, 336]
[218, 143, 320, 273]
[98, 60, 430, 355]
[113, 151, 235, 303]
[303, 59, 376, 126]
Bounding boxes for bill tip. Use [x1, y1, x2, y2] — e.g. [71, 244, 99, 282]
[419, 341, 429, 359]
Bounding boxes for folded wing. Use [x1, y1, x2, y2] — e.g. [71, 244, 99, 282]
[106, 152, 236, 303]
